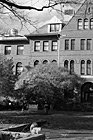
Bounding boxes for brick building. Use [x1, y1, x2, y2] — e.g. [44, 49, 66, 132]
[59, 0, 93, 102]
[0, 29, 29, 74]
[26, 16, 64, 67]
[1, 1, 93, 102]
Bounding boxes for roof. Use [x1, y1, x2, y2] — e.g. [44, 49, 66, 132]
[0, 35, 29, 44]
[28, 16, 64, 35]
[26, 33, 60, 40]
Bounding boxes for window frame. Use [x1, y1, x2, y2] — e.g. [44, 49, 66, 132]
[16, 62, 23, 75]
[81, 60, 85, 75]
[50, 23, 60, 32]
[90, 18, 93, 29]
[43, 41, 49, 51]
[86, 60, 91, 75]
[5, 46, 11, 55]
[52, 40, 58, 51]
[71, 39, 75, 50]
[84, 18, 89, 29]
[86, 39, 91, 50]
[80, 39, 85, 50]
[64, 60, 69, 69]
[64, 9, 74, 15]
[78, 19, 83, 30]
[34, 41, 41, 51]
[70, 60, 74, 74]
[17, 45, 24, 55]
[65, 39, 69, 50]
[34, 60, 39, 66]
[43, 60, 48, 64]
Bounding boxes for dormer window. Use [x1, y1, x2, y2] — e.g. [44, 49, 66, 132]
[64, 9, 74, 15]
[50, 23, 60, 32]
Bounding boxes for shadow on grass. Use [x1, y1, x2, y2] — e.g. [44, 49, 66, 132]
[0, 111, 93, 130]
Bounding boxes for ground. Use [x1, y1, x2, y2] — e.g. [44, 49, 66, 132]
[0, 110, 93, 139]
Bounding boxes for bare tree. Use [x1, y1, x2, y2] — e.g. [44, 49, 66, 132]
[0, 0, 83, 32]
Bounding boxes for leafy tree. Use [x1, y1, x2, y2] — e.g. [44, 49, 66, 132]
[0, 54, 18, 97]
[16, 63, 86, 108]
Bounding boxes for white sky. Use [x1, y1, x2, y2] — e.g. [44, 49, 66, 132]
[1, 0, 82, 35]
[14, 0, 47, 8]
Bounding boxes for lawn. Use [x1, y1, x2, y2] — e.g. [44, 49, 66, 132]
[0, 110, 93, 131]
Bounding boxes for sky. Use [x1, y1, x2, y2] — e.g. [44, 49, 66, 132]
[0, 0, 48, 34]
[0, 0, 82, 35]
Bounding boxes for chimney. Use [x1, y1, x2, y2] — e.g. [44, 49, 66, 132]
[10, 28, 18, 36]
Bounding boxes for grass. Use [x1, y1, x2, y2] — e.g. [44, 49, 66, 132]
[0, 110, 93, 131]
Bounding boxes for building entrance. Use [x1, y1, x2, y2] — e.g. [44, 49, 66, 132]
[81, 82, 93, 102]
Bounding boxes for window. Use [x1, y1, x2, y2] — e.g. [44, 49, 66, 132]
[16, 62, 23, 75]
[52, 41, 57, 51]
[86, 60, 91, 75]
[81, 60, 85, 75]
[64, 9, 74, 15]
[34, 41, 40, 51]
[17, 45, 24, 55]
[87, 7, 91, 13]
[90, 18, 93, 29]
[65, 39, 69, 50]
[5, 46, 11, 55]
[86, 39, 91, 50]
[34, 60, 39, 66]
[78, 19, 83, 30]
[50, 24, 60, 32]
[84, 18, 89, 29]
[80, 39, 85, 50]
[70, 60, 74, 74]
[71, 39, 75, 50]
[43, 41, 49, 51]
[64, 60, 69, 69]
[52, 60, 57, 64]
[43, 60, 48, 64]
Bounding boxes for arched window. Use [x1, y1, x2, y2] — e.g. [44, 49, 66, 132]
[52, 60, 57, 64]
[70, 60, 74, 74]
[43, 60, 48, 64]
[34, 60, 39, 66]
[84, 18, 89, 29]
[64, 60, 69, 69]
[16, 62, 23, 75]
[86, 60, 91, 75]
[90, 18, 93, 29]
[78, 19, 83, 30]
[81, 60, 85, 75]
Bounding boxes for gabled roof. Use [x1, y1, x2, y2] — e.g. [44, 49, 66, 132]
[61, 0, 88, 31]
[47, 16, 62, 24]
[30, 16, 63, 35]
[0, 35, 29, 44]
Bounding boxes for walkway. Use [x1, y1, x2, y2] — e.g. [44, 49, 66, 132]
[42, 129, 93, 140]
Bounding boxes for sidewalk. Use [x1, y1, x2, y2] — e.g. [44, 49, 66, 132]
[42, 128, 93, 140]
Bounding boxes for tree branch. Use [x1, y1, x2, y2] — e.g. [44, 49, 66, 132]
[0, 0, 83, 11]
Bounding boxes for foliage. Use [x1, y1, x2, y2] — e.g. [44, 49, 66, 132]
[0, 54, 18, 97]
[16, 63, 86, 109]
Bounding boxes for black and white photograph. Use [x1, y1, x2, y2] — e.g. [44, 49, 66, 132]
[0, 0, 93, 140]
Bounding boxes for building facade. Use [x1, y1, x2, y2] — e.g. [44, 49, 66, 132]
[26, 16, 65, 67]
[0, 29, 29, 74]
[26, 0, 93, 102]
[59, 0, 93, 102]
[1, 1, 93, 102]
